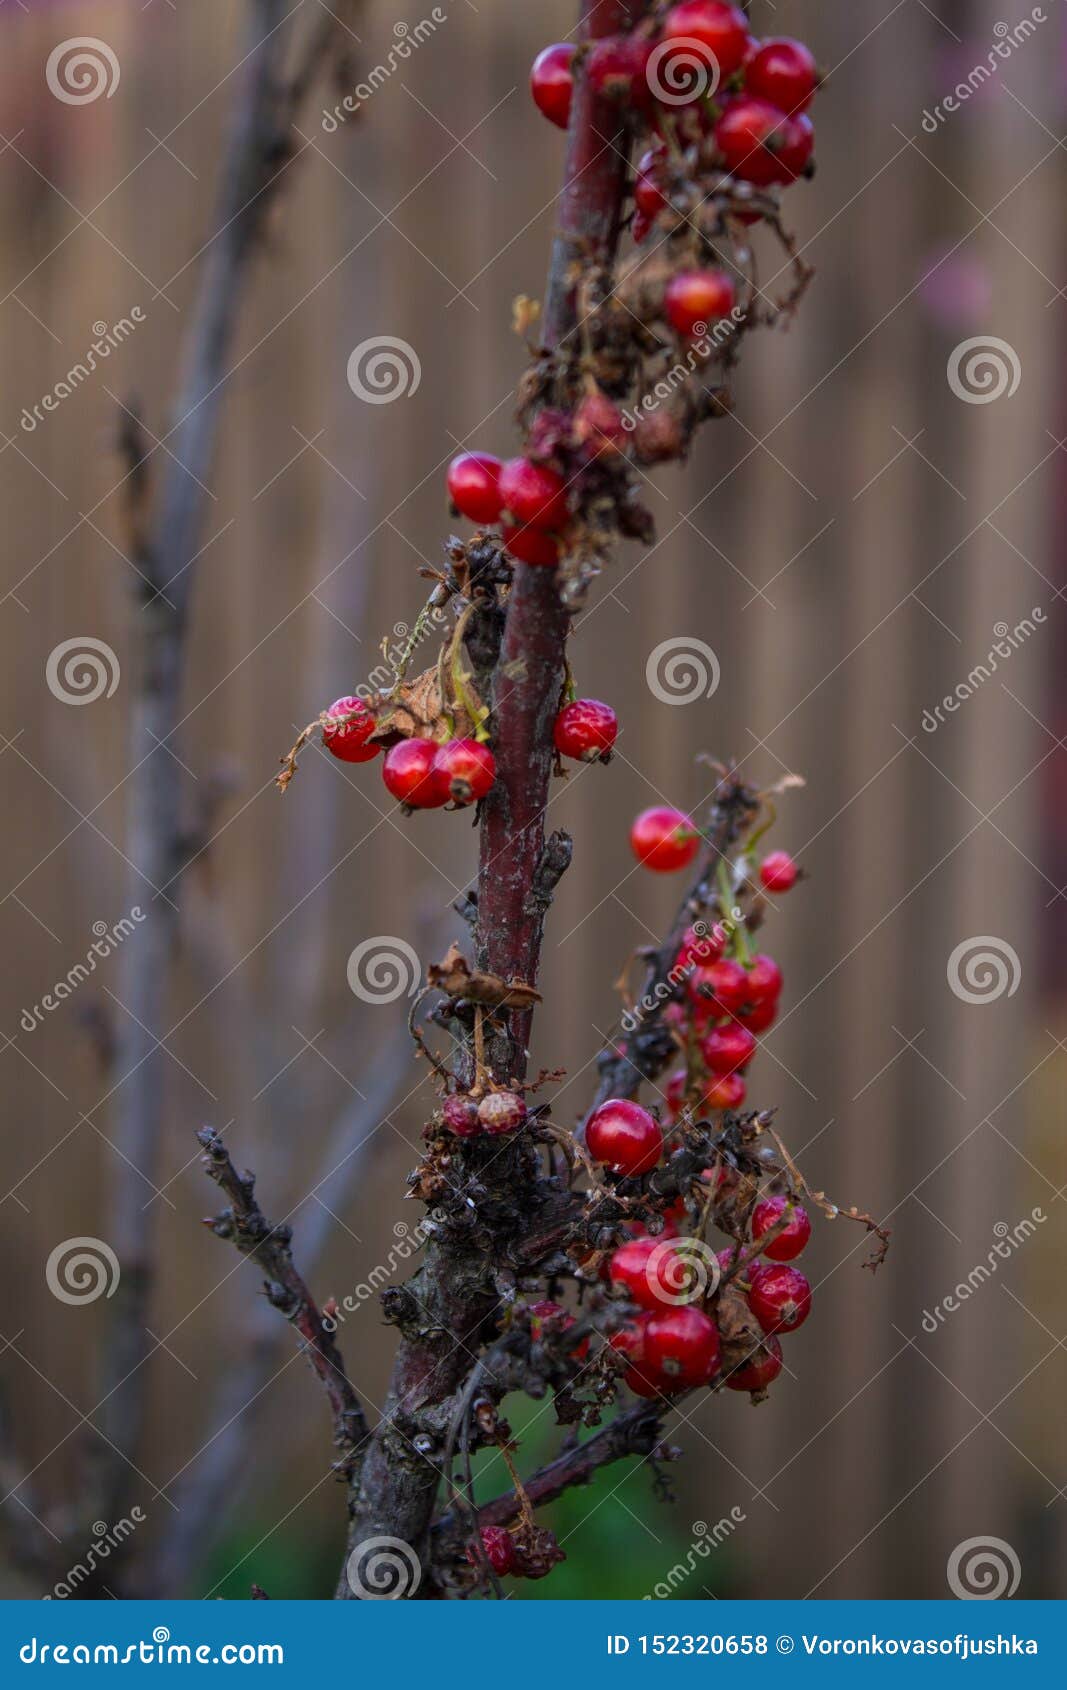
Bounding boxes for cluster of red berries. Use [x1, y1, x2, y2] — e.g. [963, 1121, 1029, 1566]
[629, 808, 801, 895]
[441, 1090, 528, 1138]
[447, 450, 573, 569]
[664, 925, 784, 1114]
[531, 6, 820, 241]
[323, 696, 497, 811]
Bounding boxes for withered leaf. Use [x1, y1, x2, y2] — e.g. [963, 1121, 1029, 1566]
[427, 942, 542, 1010]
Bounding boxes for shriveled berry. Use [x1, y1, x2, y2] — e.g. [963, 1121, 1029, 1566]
[630, 806, 699, 872]
[752, 1195, 811, 1262]
[664, 269, 736, 338]
[530, 42, 575, 129]
[574, 391, 628, 458]
[644, 1303, 720, 1388]
[502, 523, 560, 568]
[554, 698, 618, 762]
[435, 738, 496, 805]
[750, 1262, 811, 1334]
[760, 849, 799, 891]
[661, 2, 751, 78]
[442, 1095, 480, 1138]
[468, 1525, 517, 1576]
[323, 695, 378, 764]
[746, 37, 818, 113]
[529, 1298, 589, 1359]
[704, 1071, 746, 1110]
[446, 452, 503, 524]
[702, 1021, 757, 1074]
[724, 1333, 783, 1393]
[587, 1098, 662, 1176]
[477, 1091, 527, 1135]
[609, 1235, 685, 1311]
[498, 457, 569, 531]
[382, 738, 448, 808]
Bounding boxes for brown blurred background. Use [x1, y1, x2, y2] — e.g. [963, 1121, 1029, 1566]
[1, 0, 1064, 1599]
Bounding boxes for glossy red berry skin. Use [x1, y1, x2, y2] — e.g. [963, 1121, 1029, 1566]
[724, 1333, 783, 1393]
[632, 208, 653, 244]
[760, 849, 799, 891]
[530, 43, 575, 129]
[446, 452, 503, 525]
[587, 1099, 663, 1177]
[775, 113, 814, 181]
[382, 738, 448, 808]
[745, 952, 783, 1006]
[498, 456, 569, 531]
[469, 1525, 517, 1576]
[435, 738, 496, 805]
[554, 698, 618, 762]
[704, 1071, 746, 1110]
[676, 921, 726, 970]
[502, 523, 560, 567]
[738, 995, 778, 1035]
[662, 2, 751, 78]
[664, 269, 736, 338]
[715, 96, 791, 187]
[442, 1095, 481, 1137]
[630, 807, 699, 872]
[609, 1314, 660, 1397]
[609, 1235, 683, 1311]
[746, 37, 818, 112]
[323, 696, 378, 764]
[477, 1091, 527, 1135]
[702, 1022, 757, 1074]
[634, 169, 669, 217]
[690, 957, 749, 1016]
[752, 1195, 812, 1262]
[750, 1263, 812, 1334]
[644, 1304, 720, 1388]
[587, 34, 654, 108]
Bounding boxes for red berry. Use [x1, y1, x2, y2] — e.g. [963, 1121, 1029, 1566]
[752, 1195, 811, 1262]
[587, 34, 654, 108]
[468, 1525, 517, 1576]
[760, 849, 799, 891]
[632, 208, 653, 244]
[630, 807, 699, 872]
[665, 1067, 688, 1113]
[382, 738, 448, 808]
[775, 112, 814, 181]
[502, 523, 560, 567]
[704, 1071, 746, 1110]
[738, 996, 778, 1034]
[574, 391, 628, 459]
[664, 269, 736, 338]
[661, 2, 751, 79]
[442, 1095, 480, 1137]
[702, 1022, 757, 1074]
[634, 170, 668, 217]
[477, 1091, 527, 1135]
[724, 1333, 783, 1393]
[529, 1298, 589, 1359]
[498, 456, 569, 531]
[554, 698, 618, 762]
[530, 43, 575, 129]
[609, 1314, 660, 1396]
[690, 957, 748, 1016]
[644, 1304, 720, 1388]
[750, 1263, 811, 1334]
[586, 1098, 662, 1176]
[715, 95, 793, 187]
[322, 695, 378, 764]
[446, 452, 503, 525]
[435, 738, 496, 806]
[609, 1235, 684, 1310]
[746, 37, 818, 114]
[675, 921, 726, 970]
[745, 952, 783, 1006]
